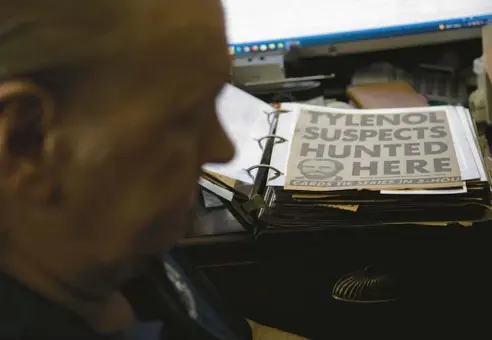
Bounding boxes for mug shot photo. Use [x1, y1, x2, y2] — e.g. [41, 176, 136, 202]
[296, 158, 344, 181]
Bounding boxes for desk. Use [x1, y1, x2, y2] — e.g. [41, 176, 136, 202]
[181, 39, 492, 338]
[181, 211, 492, 338]
[180, 203, 256, 267]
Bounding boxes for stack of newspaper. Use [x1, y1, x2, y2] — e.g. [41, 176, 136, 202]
[260, 104, 492, 228]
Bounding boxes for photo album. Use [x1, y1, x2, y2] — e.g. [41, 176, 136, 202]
[199, 84, 492, 233]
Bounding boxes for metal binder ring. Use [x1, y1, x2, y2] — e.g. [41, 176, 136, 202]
[255, 135, 288, 150]
[264, 109, 290, 125]
[244, 164, 283, 182]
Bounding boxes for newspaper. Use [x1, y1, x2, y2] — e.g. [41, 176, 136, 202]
[284, 108, 462, 191]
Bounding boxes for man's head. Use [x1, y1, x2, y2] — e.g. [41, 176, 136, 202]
[297, 158, 343, 180]
[0, 0, 233, 298]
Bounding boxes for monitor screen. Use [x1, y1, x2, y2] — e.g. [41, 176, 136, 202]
[223, 0, 492, 56]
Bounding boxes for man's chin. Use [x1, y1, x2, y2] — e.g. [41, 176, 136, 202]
[97, 208, 194, 293]
[141, 208, 193, 252]
[67, 264, 143, 302]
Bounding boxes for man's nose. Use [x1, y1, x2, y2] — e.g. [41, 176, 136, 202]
[200, 116, 235, 165]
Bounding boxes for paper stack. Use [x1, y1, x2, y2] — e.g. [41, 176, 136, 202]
[260, 104, 491, 228]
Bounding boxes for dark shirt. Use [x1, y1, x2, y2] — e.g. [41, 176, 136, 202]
[0, 256, 249, 340]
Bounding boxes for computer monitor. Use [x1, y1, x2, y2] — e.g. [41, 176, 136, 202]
[223, 0, 492, 57]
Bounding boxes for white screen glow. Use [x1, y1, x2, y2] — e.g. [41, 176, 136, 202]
[223, 0, 492, 44]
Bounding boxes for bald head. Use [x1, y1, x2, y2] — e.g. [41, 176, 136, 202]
[0, 0, 226, 78]
[0, 0, 234, 306]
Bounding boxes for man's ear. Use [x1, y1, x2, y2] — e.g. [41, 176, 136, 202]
[0, 80, 58, 204]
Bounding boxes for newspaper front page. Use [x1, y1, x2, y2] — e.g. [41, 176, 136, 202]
[284, 109, 462, 191]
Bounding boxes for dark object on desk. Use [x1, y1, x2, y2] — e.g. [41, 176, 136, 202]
[244, 77, 326, 103]
[411, 66, 467, 105]
[332, 265, 400, 304]
[347, 80, 428, 109]
[202, 190, 226, 209]
[186, 187, 246, 238]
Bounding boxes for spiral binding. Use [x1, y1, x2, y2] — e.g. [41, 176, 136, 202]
[244, 108, 291, 183]
[255, 135, 288, 150]
[264, 108, 291, 126]
[201, 106, 288, 206]
[244, 164, 283, 182]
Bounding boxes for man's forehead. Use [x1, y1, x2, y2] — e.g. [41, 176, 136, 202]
[129, 1, 225, 40]
[113, 0, 231, 83]
[136, 2, 230, 105]
[108, 0, 229, 65]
